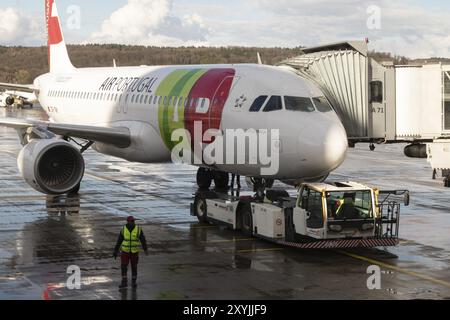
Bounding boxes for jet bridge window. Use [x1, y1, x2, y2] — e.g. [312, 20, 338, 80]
[370, 81, 383, 103]
[263, 96, 283, 112]
[444, 71, 450, 130]
[284, 96, 315, 112]
[312, 97, 333, 112]
[249, 95, 268, 112]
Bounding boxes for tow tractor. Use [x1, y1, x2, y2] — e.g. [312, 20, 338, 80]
[191, 181, 409, 249]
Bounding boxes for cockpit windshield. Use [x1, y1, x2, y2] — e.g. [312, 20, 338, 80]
[284, 96, 315, 112]
[312, 97, 333, 112]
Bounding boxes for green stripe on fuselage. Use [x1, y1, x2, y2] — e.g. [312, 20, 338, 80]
[157, 69, 207, 150]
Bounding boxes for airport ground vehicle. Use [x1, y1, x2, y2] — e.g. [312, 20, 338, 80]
[191, 181, 408, 249]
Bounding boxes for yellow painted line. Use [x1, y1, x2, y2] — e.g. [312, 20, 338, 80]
[203, 238, 256, 244]
[339, 250, 450, 289]
[236, 247, 284, 253]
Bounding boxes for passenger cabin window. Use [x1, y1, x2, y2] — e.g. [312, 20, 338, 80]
[249, 96, 268, 112]
[312, 97, 333, 112]
[370, 81, 383, 103]
[444, 71, 450, 130]
[263, 96, 283, 112]
[284, 96, 315, 112]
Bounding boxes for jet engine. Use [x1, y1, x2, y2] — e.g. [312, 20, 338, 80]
[18, 139, 85, 195]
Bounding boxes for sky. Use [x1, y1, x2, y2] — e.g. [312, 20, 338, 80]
[1, 0, 450, 58]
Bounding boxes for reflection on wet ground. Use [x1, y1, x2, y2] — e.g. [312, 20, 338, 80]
[0, 106, 450, 300]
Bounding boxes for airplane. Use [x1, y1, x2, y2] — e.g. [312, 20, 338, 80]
[0, 0, 348, 196]
[0, 90, 36, 108]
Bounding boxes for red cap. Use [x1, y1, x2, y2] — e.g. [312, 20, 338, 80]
[127, 216, 136, 222]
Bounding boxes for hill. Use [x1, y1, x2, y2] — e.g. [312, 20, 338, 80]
[0, 45, 302, 84]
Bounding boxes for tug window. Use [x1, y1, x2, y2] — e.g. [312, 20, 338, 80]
[284, 96, 315, 112]
[249, 95, 268, 112]
[263, 96, 283, 112]
[305, 190, 324, 229]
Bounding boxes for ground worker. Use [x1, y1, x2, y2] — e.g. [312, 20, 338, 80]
[113, 216, 148, 289]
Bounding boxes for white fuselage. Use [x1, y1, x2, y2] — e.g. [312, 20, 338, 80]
[34, 63, 348, 181]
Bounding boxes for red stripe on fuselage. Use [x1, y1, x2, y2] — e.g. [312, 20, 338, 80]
[184, 68, 235, 145]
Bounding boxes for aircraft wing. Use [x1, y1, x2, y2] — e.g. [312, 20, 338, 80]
[0, 117, 130, 148]
[0, 83, 39, 93]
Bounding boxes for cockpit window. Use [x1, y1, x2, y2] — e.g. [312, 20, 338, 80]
[263, 96, 283, 112]
[249, 96, 268, 112]
[312, 97, 333, 112]
[284, 96, 315, 112]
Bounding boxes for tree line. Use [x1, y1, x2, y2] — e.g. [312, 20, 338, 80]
[1, 44, 440, 84]
[0, 45, 302, 84]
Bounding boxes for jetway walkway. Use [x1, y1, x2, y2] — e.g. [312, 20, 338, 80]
[279, 41, 450, 185]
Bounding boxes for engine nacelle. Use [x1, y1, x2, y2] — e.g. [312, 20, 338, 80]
[404, 143, 427, 159]
[18, 139, 85, 195]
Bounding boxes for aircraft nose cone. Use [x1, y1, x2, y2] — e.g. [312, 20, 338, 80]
[322, 122, 348, 170]
[298, 120, 348, 176]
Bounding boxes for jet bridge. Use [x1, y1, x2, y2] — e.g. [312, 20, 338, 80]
[280, 41, 450, 185]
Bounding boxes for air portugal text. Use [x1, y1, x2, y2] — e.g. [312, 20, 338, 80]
[99, 76, 159, 94]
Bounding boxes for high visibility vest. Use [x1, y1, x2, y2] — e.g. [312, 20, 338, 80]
[335, 199, 345, 215]
[121, 225, 141, 253]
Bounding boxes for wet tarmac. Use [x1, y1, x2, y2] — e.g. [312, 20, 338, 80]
[1, 106, 450, 300]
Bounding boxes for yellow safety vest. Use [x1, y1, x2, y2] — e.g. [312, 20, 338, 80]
[335, 199, 345, 215]
[121, 225, 141, 253]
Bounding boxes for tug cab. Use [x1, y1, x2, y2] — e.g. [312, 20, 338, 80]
[294, 182, 379, 240]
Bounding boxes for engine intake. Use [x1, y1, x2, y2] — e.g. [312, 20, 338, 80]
[18, 139, 85, 195]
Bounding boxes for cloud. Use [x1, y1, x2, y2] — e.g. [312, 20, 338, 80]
[88, 0, 210, 46]
[0, 7, 43, 45]
[243, 0, 450, 58]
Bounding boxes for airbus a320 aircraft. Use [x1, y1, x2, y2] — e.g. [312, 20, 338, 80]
[0, 0, 347, 195]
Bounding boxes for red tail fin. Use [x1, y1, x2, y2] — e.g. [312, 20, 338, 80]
[45, 0, 74, 73]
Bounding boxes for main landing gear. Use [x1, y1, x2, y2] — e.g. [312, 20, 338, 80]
[196, 168, 229, 190]
[195, 168, 275, 200]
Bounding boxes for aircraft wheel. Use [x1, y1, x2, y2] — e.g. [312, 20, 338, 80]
[193, 195, 208, 223]
[213, 171, 229, 190]
[196, 168, 212, 190]
[68, 183, 80, 195]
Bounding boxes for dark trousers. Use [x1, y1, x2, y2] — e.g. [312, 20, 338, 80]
[120, 252, 139, 282]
